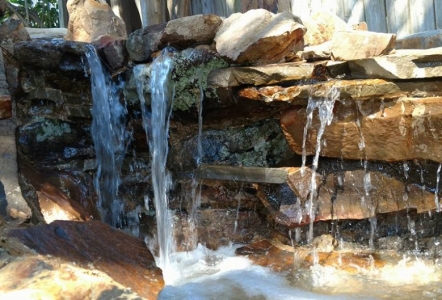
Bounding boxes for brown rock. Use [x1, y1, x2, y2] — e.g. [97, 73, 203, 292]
[299, 41, 332, 61]
[92, 35, 127, 70]
[281, 97, 442, 163]
[396, 29, 442, 49]
[0, 95, 11, 119]
[8, 220, 164, 299]
[65, 0, 127, 43]
[258, 167, 438, 226]
[331, 31, 396, 61]
[214, 9, 306, 65]
[127, 14, 222, 63]
[302, 10, 352, 46]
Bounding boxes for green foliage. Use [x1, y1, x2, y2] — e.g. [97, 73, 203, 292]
[4, 0, 59, 28]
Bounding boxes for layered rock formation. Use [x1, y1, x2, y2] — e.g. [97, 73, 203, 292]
[3, 7, 442, 295]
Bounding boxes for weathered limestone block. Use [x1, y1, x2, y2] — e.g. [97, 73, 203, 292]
[331, 31, 396, 61]
[8, 220, 164, 299]
[65, 0, 127, 43]
[396, 29, 442, 49]
[239, 79, 402, 103]
[208, 62, 320, 88]
[301, 10, 352, 46]
[348, 47, 442, 79]
[215, 9, 306, 65]
[281, 97, 442, 163]
[127, 14, 222, 62]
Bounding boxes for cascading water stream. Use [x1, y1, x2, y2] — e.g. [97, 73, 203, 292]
[85, 44, 129, 227]
[134, 49, 175, 278]
[188, 69, 205, 249]
[301, 85, 339, 243]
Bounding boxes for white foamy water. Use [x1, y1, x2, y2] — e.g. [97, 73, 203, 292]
[158, 245, 346, 300]
[156, 244, 442, 299]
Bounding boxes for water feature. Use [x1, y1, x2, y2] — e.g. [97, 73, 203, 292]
[85, 44, 130, 227]
[301, 85, 340, 242]
[134, 49, 175, 278]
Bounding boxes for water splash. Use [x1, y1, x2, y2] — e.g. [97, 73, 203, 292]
[85, 44, 129, 227]
[135, 49, 175, 277]
[301, 85, 339, 243]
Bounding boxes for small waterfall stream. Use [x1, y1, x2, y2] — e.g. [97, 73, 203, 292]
[85, 44, 129, 227]
[135, 49, 175, 279]
[301, 85, 339, 242]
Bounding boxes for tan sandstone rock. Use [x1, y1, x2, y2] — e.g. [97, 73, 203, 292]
[301, 10, 352, 46]
[281, 97, 442, 163]
[331, 31, 396, 61]
[215, 9, 306, 65]
[65, 0, 127, 43]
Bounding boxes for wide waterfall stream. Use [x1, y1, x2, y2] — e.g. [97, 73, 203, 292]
[82, 45, 442, 299]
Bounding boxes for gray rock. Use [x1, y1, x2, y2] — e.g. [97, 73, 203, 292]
[396, 29, 442, 50]
[127, 14, 222, 63]
[349, 47, 442, 79]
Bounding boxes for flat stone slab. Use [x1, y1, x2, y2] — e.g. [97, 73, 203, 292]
[349, 47, 442, 79]
[396, 29, 442, 49]
[331, 30, 396, 60]
[195, 164, 289, 184]
[208, 62, 331, 88]
[238, 79, 403, 103]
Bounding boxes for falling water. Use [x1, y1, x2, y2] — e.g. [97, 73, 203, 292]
[435, 164, 442, 212]
[301, 85, 339, 243]
[135, 49, 175, 276]
[188, 69, 205, 249]
[85, 44, 129, 227]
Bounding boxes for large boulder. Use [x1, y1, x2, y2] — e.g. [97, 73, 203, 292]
[65, 0, 127, 43]
[331, 31, 396, 60]
[127, 14, 222, 63]
[214, 9, 306, 65]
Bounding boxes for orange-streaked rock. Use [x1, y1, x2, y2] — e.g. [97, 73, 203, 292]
[281, 97, 442, 163]
[8, 220, 164, 299]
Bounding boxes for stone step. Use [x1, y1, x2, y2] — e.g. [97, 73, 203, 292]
[195, 164, 289, 184]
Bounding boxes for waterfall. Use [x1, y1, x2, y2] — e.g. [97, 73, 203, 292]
[301, 85, 339, 243]
[135, 49, 175, 278]
[188, 69, 205, 249]
[85, 44, 129, 227]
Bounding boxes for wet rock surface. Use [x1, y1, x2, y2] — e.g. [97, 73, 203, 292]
[7, 220, 164, 299]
